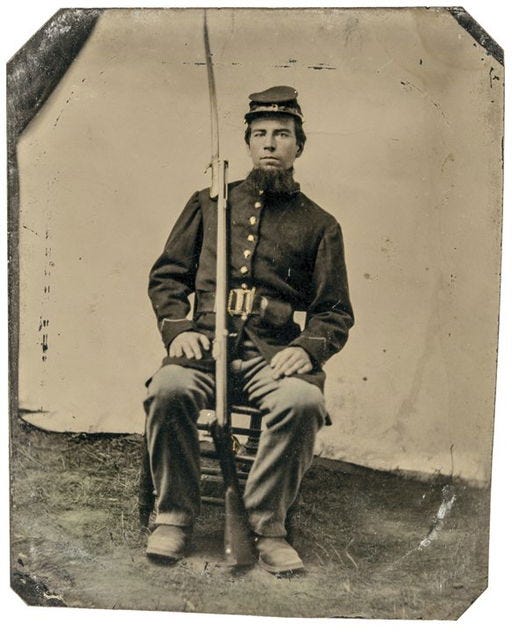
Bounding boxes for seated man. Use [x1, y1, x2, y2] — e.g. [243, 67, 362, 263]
[144, 86, 354, 573]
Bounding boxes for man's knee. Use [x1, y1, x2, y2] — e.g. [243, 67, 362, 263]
[146, 365, 198, 405]
[271, 378, 325, 420]
[281, 378, 324, 408]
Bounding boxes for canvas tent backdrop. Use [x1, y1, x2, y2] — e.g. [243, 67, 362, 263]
[13, 8, 503, 485]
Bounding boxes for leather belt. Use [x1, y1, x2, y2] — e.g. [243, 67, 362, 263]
[196, 290, 294, 327]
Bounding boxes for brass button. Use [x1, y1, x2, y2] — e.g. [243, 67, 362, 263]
[254, 201, 262, 209]
[241, 283, 248, 290]
[240, 265, 248, 274]
[247, 234, 255, 242]
[243, 249, 251, 259]
[249, 216, 257, 225]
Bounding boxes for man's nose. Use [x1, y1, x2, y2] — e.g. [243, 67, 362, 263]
[263, 135, 276, 150]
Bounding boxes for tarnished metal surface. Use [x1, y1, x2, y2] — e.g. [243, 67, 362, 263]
[448, 7, 504, 64]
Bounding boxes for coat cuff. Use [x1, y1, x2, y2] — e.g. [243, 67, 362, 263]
[289, 335, 327, 368]
[160, 318, 195, 349]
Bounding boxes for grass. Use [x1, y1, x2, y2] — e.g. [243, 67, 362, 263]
[10, 418, 489, 618]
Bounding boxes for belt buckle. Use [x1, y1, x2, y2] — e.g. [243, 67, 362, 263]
[228, 287, 256, 319]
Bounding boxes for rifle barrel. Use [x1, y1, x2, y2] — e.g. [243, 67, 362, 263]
[214, 158, 229, 427]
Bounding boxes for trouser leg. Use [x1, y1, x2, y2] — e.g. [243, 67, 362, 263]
[144, 364, 214, 527]
[241, 359, 327, 537]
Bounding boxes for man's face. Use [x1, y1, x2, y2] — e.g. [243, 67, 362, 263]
[247, 116, 302, 171]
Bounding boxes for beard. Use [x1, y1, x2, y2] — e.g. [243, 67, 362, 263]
[246, 167, 298, 195]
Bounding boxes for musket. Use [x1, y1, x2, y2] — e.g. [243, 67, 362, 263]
[202, 10, 256, 567]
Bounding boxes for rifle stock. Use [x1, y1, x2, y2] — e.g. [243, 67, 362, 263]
[209, 417, 256, 566]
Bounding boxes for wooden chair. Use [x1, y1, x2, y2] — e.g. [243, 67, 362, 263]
[138, 403, 262, 527]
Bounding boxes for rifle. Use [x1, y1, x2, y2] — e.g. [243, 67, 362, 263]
[203, 10, 256, 567]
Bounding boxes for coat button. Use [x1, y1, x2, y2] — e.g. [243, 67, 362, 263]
[247, 234, 255, 242]
[240, 265, 248, 274]
[243, 249, 251, 259]
[254, 201, 262, 209]
[241, 283, 248, 289]
[249, 216, 257, 225]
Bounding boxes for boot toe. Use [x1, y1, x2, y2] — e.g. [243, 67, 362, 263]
[146, 525, 190, 561]
[255, 536, 304, 574]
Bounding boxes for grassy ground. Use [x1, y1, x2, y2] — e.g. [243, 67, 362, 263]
[10, 418, 489, 619]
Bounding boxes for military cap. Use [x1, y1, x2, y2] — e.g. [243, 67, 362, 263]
[245, 85, 304, 123]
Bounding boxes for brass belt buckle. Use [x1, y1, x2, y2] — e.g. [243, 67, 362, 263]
[227, 287, 256, 319]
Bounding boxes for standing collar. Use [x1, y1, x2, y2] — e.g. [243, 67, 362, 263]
[238, 175, 301, 198]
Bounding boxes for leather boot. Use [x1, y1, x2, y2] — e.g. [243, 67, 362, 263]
[146, 525, 191, 561]
[255, 536, 304, 574]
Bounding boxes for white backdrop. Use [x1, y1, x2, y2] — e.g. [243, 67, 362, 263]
[17, 7, 502, 484]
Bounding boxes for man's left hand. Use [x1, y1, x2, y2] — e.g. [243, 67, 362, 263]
[270, 347, 313, 380]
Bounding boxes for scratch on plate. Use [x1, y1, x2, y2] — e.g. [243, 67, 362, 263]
[383, 484, 456, 571]
[22, 224, 39, 237]
[308, 63, 336, 71]
[488, 66, 501, 88]
[419, 485, 456, 549]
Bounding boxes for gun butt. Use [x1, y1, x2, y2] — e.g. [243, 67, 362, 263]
[209, 418, 256, 567]
[224, 486, 257, 567]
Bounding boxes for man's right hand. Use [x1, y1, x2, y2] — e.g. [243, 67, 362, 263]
[169, 332, 211, 360]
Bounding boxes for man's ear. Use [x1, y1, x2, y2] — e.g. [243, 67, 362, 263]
[296, 145, 303, 158]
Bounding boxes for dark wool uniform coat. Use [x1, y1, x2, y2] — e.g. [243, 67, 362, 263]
[148, 177, 354, 394]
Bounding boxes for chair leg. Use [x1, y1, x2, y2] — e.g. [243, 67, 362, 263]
[138, 435, 154, 528]
[285, 491, 303, 546]
[244, 411, 262, 455]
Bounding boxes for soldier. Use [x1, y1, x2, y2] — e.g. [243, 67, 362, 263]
[144, 86, 354, 573]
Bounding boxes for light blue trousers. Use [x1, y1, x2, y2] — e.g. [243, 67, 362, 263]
[144, 355, 326, 537]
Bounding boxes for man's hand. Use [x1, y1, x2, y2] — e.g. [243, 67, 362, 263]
[270, 347, 313, 380]
[169, 332, 211, 360]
